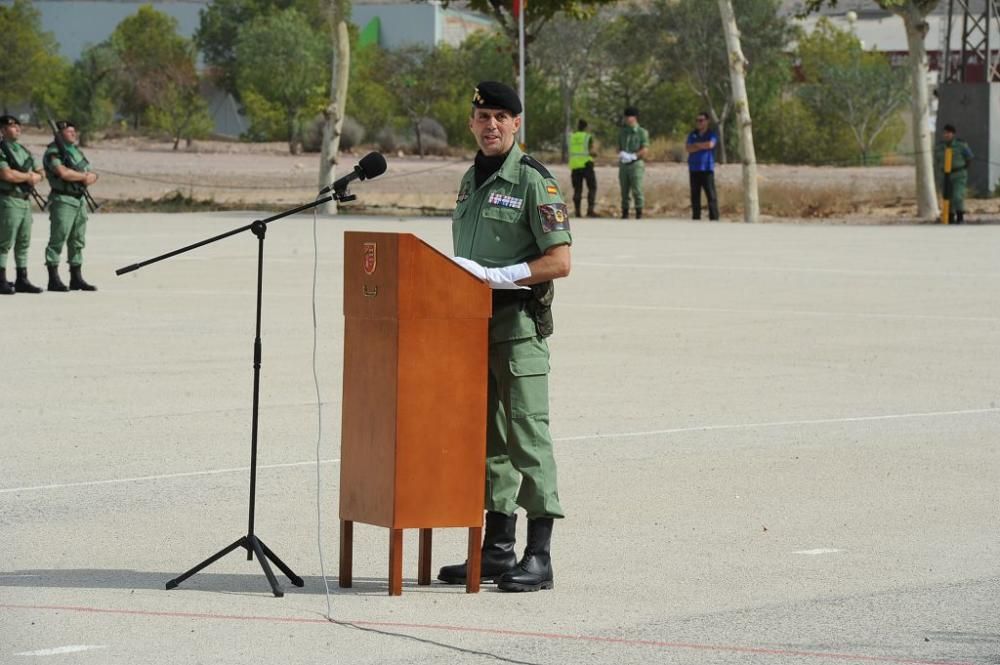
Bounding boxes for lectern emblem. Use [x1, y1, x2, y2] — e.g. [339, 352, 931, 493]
[362, 242, 377, 275]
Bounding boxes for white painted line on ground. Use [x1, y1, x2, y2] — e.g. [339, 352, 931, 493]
[793, 549, 844, 555]
[575, 260, 1000, 279]
[14, 646, 107, 656]
[554, 407, 1000, 442]
[0, 459, 339, 495]
[4, 407, 998, 495]
[564, 302, 1000, 324]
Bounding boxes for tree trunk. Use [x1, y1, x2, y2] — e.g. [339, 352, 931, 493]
[718, 0, 759, 222]
[561, 80, 571, 164]
[894, 4, 939, 220]
[318, 1, 351, 215]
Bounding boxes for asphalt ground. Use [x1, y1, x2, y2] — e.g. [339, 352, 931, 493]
[1, 212, 998, 665]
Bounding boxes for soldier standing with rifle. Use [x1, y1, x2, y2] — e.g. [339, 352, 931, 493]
[43, 119, 99, 291]
[0, 115, 46, 295]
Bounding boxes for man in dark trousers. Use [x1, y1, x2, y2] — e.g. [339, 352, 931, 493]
[569, 119, 597, 218]
[686, 112, 719, 221]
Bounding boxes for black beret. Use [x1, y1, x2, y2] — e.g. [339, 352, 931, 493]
[56, 120, 77, 131]
[472, 81, 522, 115]
[623, 106, 639, 117]
[943, 123, 956, 133]
[0, 115, 20, 127]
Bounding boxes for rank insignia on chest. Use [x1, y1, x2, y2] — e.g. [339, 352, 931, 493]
[538, 203, 570, 233]
[488, 192, 523, 210]
[456, 187, 469, 203]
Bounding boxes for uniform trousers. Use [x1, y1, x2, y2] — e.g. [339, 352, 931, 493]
[0, 196, 34, 269]
[619, 161, 645, 210]
[46, 196, 88, 266]
[571, 162, 596, 215]
[485, 334, 564, 519]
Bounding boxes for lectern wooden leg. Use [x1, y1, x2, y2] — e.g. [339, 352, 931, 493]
[339, 520, 353, 588]
[388, 528, 403, 596]
[417, 529, 433, 585]
[466, 526, 482, 594]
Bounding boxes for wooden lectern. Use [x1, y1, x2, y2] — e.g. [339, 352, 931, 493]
[339, 232, 491, 595]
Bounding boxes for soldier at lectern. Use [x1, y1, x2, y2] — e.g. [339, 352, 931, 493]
[442, 81, 572, 592]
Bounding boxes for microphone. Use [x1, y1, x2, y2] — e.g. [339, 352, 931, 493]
[320, 152, 387, 195]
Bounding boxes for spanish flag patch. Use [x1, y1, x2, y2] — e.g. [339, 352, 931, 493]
[546, 185, 558, 194]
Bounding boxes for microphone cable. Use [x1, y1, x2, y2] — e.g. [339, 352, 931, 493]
[311, 203, 335, 619]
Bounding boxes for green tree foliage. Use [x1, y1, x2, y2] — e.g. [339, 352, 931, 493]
[66, 43, 119, 141]
[0, 0, 64, 112]
[797, 19, 909, 163]
[383, 46, 450, 157]
[636, 0, 796, 162]
[235, 9, 329, 153]
[142, 44, 215, 150]
[108, 6, 196, 128]
[195, 0, 328, 97]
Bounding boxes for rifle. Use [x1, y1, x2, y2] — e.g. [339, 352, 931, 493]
[0, 139, 48, 211]
[46, 118, 100, 213]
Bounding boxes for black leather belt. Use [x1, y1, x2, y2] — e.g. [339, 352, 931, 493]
[492, 289, 533, 307]
[0, 191, 29, 200]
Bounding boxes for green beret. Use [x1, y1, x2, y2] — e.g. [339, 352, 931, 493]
[0, 115, 20, 127]
[472, 81, 522, 115]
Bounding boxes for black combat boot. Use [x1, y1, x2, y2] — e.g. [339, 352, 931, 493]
[497, 517, 554, 592]
[14, 267, 43, 294]
[635, 208, 643, 220]
[69, 265, 97, 291]
[438, 511, 517, 584]
[47, 264, 69, 292]
[573, 203, 581, 218]
[0, 268, 14, 295]
[956, 211, 965, 225]
[621, 206, 629, 219]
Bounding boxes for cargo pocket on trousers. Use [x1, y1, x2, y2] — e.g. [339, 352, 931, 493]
[508, 355, 550, 419]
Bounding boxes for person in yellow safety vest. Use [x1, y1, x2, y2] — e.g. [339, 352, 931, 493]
[569, 119, 598, 218]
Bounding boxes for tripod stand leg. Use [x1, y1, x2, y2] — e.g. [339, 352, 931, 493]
[166, 537, 245, 590]
[257, 538, 304, 587]
[248, 535, 284, 597]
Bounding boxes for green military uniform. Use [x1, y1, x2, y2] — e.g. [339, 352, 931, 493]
[43, 140, 91, 267]
[0, 140, 37, 271]
[934, 137, 973, 221]
[452, 143, 572, 519]
[618, 123, 649, 216]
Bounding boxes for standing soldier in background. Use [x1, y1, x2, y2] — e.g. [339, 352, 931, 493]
[0, 115, 45, 295]
[618, 107, 649, 219]
[934, 123, 973, 225]
[569, 119, 598, 218]
[44, 120, 98, 291]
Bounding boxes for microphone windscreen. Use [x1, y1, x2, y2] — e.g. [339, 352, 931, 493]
[359, 152, 387, 180]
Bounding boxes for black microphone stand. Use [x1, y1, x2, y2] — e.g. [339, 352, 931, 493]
[117, 189, 355, 597]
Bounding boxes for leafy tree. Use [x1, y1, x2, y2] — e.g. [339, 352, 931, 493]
[235, 9, 329, 153]
[108, 6, 194, 128]
[384, 45, 450, 157]
[637, 0, 795, 163]
[143, 44, 214, 149]
[801, 0, 940, 218]
[797, 19, 909, 163]
[66, 43, 119, 141]
[0, 0, 63, 112]
[195, 0, 327, 97]
[532, 12, 604, 160]
[442, 0, 616, 72]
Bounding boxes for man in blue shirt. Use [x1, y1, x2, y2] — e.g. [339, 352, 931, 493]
[686, 112, 719, 221]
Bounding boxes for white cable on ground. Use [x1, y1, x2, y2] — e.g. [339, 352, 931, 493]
[312, 206, 334, 619]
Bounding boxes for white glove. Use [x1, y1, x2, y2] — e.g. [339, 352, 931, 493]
[618, 150, 637, 164]
[451, 256, 530, 290]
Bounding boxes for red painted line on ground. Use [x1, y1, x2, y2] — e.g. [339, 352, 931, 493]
[0, 603, 972, 665]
